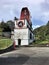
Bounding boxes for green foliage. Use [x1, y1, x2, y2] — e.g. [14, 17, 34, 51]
[46, 21, 49, 35]
[0, 21, 10, 32]
[34, 39, 49, 45]
[33, 21, 49, 41]
[7, 20, 14, 31]
[0, 20, 14, 32]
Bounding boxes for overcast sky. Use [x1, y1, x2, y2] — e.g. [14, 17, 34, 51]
[0, 0, 49, 29]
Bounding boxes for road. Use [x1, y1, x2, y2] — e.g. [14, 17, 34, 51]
[0, 47, 49, 65]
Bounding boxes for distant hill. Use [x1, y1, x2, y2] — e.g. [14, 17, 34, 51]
[33, 21, 49, 41]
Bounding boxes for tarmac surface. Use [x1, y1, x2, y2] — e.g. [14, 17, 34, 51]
[0, 47, 49, 65]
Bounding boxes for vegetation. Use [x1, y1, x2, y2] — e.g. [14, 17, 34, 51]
[0, 39, 12, 50]
[33, 21, 49, 44]
[0, 17, 18, 50]
[0, 20, 14, 32]
[0, 18, 49, 49]
[0, 20, 14, 50]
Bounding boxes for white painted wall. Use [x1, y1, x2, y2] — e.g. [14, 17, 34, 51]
[14, 39, 29, 45]
[13, 28, 29, 45]
[21, 39, 29, 45]
[14, 29, 29, 39]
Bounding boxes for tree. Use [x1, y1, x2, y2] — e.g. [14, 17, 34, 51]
[46, 21, 49, 35]
[7, 20, 14, 31]
[0, 20, 5, 28]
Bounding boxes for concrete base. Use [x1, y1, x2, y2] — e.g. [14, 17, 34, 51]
[14, 39, 29, 46]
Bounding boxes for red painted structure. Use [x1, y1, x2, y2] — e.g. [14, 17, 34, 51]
[20, 7, 30, 23]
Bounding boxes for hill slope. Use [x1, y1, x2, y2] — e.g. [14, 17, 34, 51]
[33, 21, 49, 41]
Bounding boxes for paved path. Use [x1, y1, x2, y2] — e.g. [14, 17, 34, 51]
[0, 47, 49, 65]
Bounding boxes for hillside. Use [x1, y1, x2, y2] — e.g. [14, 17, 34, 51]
[33, 21, 49, 41]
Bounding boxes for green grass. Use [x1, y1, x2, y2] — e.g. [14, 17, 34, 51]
[0, 39, 12, 50]
[33, 39, 49, 45]
[40, 40, 49, 44]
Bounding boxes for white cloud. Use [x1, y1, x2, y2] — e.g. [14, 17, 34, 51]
[0, 0, 49, 26]
[45, 0, 49, 4]
[33, 25, 40, 29]
[40, 12, 49, 23]
[22, 0, 44, 5]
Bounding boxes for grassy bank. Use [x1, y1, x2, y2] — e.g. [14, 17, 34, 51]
[32, 39, 49, 47]
[0, 39, 12, 50]
[34, 40, 49, 44]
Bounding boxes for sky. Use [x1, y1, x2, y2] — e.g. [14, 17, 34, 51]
[0, 0, 49, 29]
